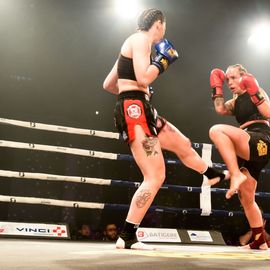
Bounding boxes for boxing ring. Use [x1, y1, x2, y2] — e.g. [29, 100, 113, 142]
[0, 117, 270, 269]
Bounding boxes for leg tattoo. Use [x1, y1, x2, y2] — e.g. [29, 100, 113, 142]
[142, 136, 159, 156]
[136, 189, 151, 208]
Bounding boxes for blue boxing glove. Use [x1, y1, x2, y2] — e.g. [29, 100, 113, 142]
[152, 39, 179, 74]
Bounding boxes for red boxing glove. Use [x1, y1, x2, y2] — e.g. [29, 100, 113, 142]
[210, 69, 225, 100]
[239, 74, 265, 106]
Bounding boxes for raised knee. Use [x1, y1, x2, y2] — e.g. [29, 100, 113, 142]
[209, 124, 223, 139]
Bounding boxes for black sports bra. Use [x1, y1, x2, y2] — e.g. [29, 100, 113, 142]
[234, 92, 267, 125]
[117, 54, 136, 81]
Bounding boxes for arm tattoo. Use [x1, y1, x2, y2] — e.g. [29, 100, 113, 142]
[214, 97, 234, 115]
[214, 97, 225, 107]
[225, 102, 234, 114]
[136, 189, 151, 208]
[142, 136, 159, 156]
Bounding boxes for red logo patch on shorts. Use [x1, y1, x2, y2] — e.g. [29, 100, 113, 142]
[127, 104, 142, 119]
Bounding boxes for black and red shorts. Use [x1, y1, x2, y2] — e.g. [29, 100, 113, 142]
[114, 91, 165, 143]
[238, 123, 270, 180]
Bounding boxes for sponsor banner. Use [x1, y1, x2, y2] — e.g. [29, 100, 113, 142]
[0, 221, 69, 238]
[187, 230, 213, 242]
[136, 227, 181, 243]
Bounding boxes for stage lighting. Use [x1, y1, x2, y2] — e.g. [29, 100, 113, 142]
[248, 22, 270, 51]
[113, 0, 140, 19]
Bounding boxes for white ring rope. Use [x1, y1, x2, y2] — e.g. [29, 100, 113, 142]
[0, 117, 269, 218]
[0, 118, 217, 212]
[0, 168, 269, 213]
[0, 140, 117, 160]
[0, 169, 112, 186]
[0, 117, 120, 139]
[0, 194, 105, 209]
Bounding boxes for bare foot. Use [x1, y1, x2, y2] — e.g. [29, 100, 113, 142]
[226, 172, 247, 199]
[241, 242, 268, 250]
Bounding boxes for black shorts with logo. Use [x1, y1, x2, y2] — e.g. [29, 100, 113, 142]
[114, 91, 166, 143]
[238, 123, 270, 180]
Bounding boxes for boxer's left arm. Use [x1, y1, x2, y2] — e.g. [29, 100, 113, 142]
[103, 60, 119, 94]
[255, 88, 270, 118]
[239, 74, 270, 118]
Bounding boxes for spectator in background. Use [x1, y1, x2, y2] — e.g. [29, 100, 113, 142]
[76, 224, 92, 240]
[102, 223, 118, 241]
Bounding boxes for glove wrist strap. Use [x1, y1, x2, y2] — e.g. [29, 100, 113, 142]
[212, 88, 223, 100]
[251, 92, 265, 106]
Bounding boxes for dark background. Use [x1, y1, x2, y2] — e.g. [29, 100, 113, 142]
[0, 0, 270, 242]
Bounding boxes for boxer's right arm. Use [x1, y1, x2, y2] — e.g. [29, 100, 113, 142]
[210, 68, 234, 115]
[132, 34, 159, 88]
[213, 96, 235, 116]
[152, 39, 179, 74]
[210, 68, 225, 100]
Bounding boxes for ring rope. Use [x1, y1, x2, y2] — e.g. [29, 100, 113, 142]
[1, 139, 270, 174]
[0, 117, 120, 139]
[1, 118, 270, 227]
[0, 117, 205, 148]
[0, 194, 105, 209]
[0, 194, 269, 219]
[2, 117, 270, 173]
[1, 117, 269, 171]
[0, 140, 117, 160]
[1, 169, 270, 198]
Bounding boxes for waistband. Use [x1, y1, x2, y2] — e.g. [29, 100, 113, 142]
[244, 122, 270, 132]
[118, 91, 150, 101]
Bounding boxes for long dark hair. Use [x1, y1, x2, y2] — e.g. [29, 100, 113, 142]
[137, 8, 165, 31]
